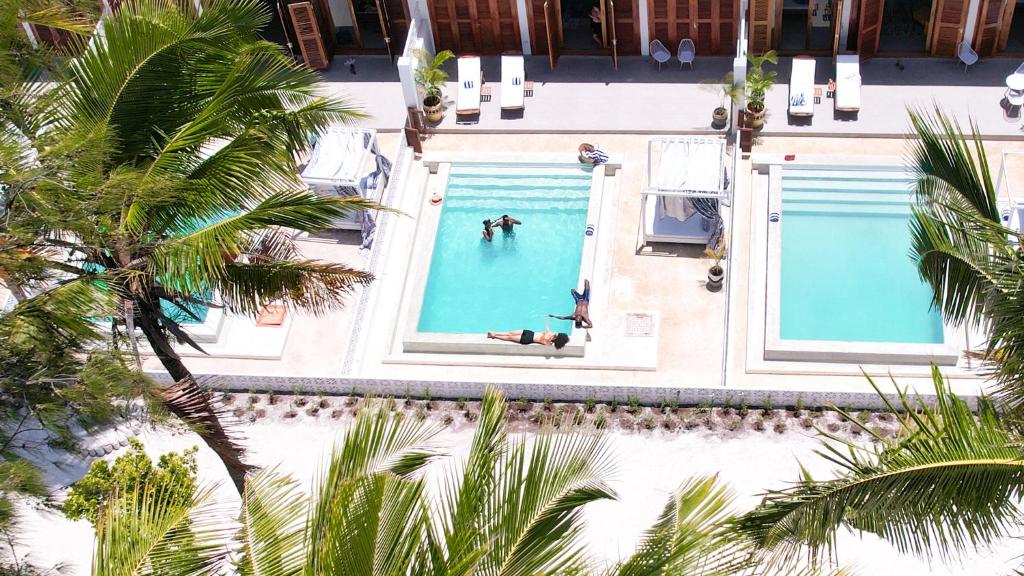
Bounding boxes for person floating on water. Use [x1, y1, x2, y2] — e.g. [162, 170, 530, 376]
[482, 219, 495, 241]
[549, 279, 593, 329]
[491, 214, 521, 234]
[487, 318, 569, 349]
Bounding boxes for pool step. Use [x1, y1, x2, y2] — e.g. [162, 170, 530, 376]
[781, 178, 914, 194]
[781, 166, 911, 182]
[783, 190, 913, 205]
[447, 176, 592, 192]
[444, 198, 590, 213]
[782, 203, 912, 216]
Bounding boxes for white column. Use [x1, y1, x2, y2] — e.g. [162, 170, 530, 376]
[963, 0, 982, 45]
[21, 22, 38, 49]
[733, 55, 746, 115]
[639, 0, 650, 55]
[517, 0, 533, 54]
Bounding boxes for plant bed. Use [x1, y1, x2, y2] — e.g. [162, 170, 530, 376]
[330, 409, 345, 419]
[283, 409, 298, 419]
[293, 396, 308, 408]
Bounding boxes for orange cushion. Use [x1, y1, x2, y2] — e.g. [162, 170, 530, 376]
[256, 305, 286, 326]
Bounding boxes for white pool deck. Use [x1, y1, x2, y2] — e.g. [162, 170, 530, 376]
[135, 131, 1024, 406]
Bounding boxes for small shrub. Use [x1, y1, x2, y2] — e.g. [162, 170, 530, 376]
[305, 406, 320, 417]
[618, 417, 635, 430]
[682, 418, 700, 431]
[702, 416, 715, 431]
[441, 413, 454, 426]
[543, 397, 554, 412]
[827, 422, 842, 433]
[799, 417, 814, 429]
[415, 407, 427, 421]
[585, 395, 596, 413]
[752, 418, 766, 432]
[283, 409, 298, 419]
[857, 410, 872, 424]
[609, 396, 620, 413]
[530, 411, 545, 425]
[662, 416, 678, 431]
[641, 415, 656, 430]
[293, 396, 308, 408]
[876, 412, 893, 422]
[513, 398, 530, 412]
[869, 425, 888, 439]
[762, 409, 776, 421]
[794, 394, 805, 414]
[572, 407, 586, 426]
[626, 395, 641, 415]
[221, 393, 235, 405]
[725, 417, 741, 432]
[594, 410, 608, 430]
[267, 389, 278, 405]
[737, 400, 749, 418]
[464, 410, 479, 422]
[344, 395, 358, 407]
[762, 395, 773, 412]
[850, 425, 863, 436]
[773, 421, 787, 434]
[385, 397, 396, 411]
[330, 409, 344, 419]
[696, 401, 711, 415]
[248, 394, 259, 405]
[456, 397, 468, 410]
[318, 397, 330, 409]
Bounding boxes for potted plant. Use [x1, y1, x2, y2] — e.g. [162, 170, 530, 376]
[745, 50, 778, 130]
[704, 236, 727, 293]
[701, 72, 741, 130]
[414, 48, 455, 123]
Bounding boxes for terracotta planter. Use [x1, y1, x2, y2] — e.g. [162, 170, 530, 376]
[423, 94, 444, 123]
[746, 103, 766, 129]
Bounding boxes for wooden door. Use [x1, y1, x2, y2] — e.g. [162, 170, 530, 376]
[375, 0, 395, 59]
[381, 0, 411, 53]
[748, 0, 776, 53]
[832, 0, 845, 55]
[544, 0, 560, 68]
[429, 0, 519, 53]
[650, 0, 693, 54]
[856, 0, 883, 60]
[289, 2, 330, 69]
[611, 0, 640, 53]
[997, 0, 1017, 51]
[929, 0, 969, 56]
[973, 0, 1008, 56]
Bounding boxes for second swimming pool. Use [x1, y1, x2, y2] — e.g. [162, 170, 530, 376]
[417, 165, 593, 335]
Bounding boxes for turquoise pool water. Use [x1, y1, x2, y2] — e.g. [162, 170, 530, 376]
[779, 166, 944, 344]
[418, 166, 592, 334]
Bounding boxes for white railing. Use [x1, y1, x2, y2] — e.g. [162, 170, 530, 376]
[996, 150, 1024, 206]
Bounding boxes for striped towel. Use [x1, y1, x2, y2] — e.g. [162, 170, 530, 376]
[584, 148, 609, 164]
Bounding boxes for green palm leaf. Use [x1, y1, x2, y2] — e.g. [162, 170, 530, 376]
[237, 468, 307, 576]
[733, 367, 1024, 566]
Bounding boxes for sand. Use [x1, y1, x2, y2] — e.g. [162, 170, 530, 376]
[13, 406, 1021, 575]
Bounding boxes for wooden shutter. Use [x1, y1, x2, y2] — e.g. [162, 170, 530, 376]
[929, 0, 968, 56]
[748, 0, 775, 53]
[973, 0, 1007, 56]
[611, 0, 641, 53]
[609, 0, 619, 67]
[856, 0, 883, 60]
[544, 0, 559, 68]
[649, 0, 692, 53]
[382, 0, 412, 54]
[429, 0, 519, 53]
[718, 0, 740, 55]
[288, 2, 329, 69]
[832, 0, 845, 56]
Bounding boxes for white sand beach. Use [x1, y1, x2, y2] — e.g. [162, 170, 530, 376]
[14, 404, 1022, 575]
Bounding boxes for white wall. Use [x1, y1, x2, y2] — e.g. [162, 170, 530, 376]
[963, 0, 982, 45]
[517, 0, 533, 54]
[327, 0, 355, 29]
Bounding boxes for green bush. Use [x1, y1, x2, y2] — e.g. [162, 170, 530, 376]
[62, 438, 197, 525]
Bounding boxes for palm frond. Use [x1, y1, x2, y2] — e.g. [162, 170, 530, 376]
[93, 482, 230, 576]
[236, 468, 307, 576]
[732, 367, 1024, 566]
[215, 259, 373, 317]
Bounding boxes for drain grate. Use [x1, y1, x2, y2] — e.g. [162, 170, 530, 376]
[625, 313, 654, 337]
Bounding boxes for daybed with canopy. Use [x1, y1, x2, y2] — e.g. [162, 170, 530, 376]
[299, 126, 391, 248]
[641, 136, 728, 249]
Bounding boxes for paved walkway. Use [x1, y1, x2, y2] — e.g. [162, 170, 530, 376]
[321, 54, 1024, 137]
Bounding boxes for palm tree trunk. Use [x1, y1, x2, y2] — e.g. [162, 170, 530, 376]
[134, 303, 252, 494]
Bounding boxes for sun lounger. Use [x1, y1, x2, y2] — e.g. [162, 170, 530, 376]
[501, 54, 525, 111]
[834, 54, 861, 113]
[457, 56, 482, 117]
[789, 56, 816, 118]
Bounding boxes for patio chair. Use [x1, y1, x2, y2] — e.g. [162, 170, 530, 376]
[788, 56, 816, 118]
[834, 53, 861, 113]
[957, 41, 978, 73]
[650, 39, 671, 71]
[500, 54, 525, 111]
[677, 38, 695, 70]
[456, 56, 482, 118]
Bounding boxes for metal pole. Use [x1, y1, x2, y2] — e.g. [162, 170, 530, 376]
[275, 0, 296, 60]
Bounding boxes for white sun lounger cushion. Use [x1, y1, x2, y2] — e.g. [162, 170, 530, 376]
[501, 55, 525, 110]
[789, 57, 816, 117]
[300, 128, 367, 187]
[835, 54, 861, 112]
[457, 56, 481, 114]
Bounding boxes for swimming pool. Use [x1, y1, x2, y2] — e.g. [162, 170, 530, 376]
[762, 162, 959, 365]
[418, 165, 592, 334]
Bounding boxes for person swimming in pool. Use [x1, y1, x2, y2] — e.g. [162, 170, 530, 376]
[482, 219, 495, 241]
[491, 214, 521, 234]
[487, 318, 569, 349]
[549, 279, 593, 329]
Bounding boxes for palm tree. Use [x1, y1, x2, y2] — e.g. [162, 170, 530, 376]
[906, 107, 1024, 412]
[732, 367, 1024, 569]
[18, 0, 378, 493]
[91, 387, 817, 576]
